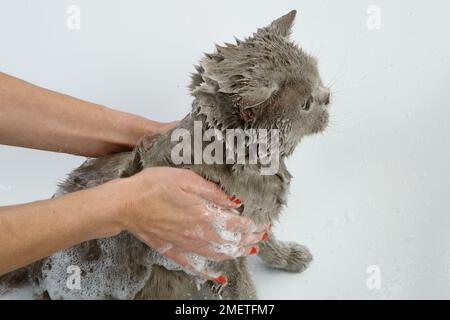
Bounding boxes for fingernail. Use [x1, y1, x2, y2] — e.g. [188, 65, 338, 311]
[229, 195, 242, 206]
[215, 275, 228, 285]
[250, 246, 259, 255]
[262, 232, 269, 241]
[268, 223, 272, 230]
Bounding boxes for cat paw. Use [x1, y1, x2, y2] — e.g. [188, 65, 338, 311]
[279, 242, 313, 273]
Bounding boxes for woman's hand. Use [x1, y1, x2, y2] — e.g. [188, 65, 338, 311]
[111, 167, 268, 284]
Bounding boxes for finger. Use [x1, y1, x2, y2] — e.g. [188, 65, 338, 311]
[164, 249, 228, 285]
[186, 243, 240, 261]
[202, 210, 264, 244]
[140, 234, 228, 284]
[175, 222, 265, 253]
[207, 243, 260, 260]
[239, 231, 267, 246]
[179, 170, 239, 208]
[183, 215, 235, 245]
[221, 213, 264, 234]
[181, 203, 243, 244]
[149, 226, 239, 262]
[175, 237, 261, 262]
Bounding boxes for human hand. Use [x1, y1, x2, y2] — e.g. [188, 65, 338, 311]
[112, 167, 268, 284]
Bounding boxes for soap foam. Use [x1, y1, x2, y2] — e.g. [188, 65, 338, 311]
[38, 234, 154, 300]
[35, 192, 234, 299]
[203, 200, 242, 244]
[202, 201, 244, 257]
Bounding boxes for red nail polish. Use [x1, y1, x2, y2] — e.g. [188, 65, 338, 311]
[250, 246, 258, 255]
[229, 195, 241, 205]
[262, 232, 269, 241]
[215, 275, 227, 285]
[268, 223, 272, 230]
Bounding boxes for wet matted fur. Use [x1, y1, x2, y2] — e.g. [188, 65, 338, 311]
[0, 10, 331, 299]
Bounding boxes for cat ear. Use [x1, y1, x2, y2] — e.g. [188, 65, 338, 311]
[195, 59, 279, 109]
[236, 83, 279, 121]
[237, 83, 279, 109]
[268, 10, 297, 37]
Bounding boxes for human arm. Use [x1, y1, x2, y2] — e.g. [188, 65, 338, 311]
[0, 168, 266, 282]
[0, 72, 175, 157]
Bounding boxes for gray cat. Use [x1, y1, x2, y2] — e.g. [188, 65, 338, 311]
[0, 10, 331, 299]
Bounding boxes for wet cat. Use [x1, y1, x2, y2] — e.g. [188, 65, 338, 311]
[1, 10, 331, 299]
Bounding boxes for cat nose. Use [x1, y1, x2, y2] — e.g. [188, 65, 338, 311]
[319, 88, 331, 106]
[313, 87, 331, 106]
[324, 91, 330, 105]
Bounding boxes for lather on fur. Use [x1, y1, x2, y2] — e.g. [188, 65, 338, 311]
[0, 10, 331, 299]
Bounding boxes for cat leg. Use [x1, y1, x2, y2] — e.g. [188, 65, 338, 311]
[135, 265, 212, 300]
[219, 258, 257, 300]
[258, 234, 313, 273]
[136, 258, 258, 300]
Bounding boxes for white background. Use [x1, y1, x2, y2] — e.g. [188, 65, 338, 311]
[1, 0, 450, 299]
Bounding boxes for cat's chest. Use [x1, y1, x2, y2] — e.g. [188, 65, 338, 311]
[141, 131, 292, 224]
[192, 164, 291, 225]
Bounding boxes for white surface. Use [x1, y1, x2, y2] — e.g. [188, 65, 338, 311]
[1, 0, 450, 299]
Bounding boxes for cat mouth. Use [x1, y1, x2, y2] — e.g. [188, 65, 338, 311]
[311, 109, 330, 134]
[319, 112, 330, 132]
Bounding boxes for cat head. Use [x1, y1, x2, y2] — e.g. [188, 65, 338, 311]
[190, 10, 331, 156]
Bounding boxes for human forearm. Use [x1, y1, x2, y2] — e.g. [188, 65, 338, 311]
[0, 181, 124, 275]
[0, 168, 265, 281]
[0, 72, 171, 157]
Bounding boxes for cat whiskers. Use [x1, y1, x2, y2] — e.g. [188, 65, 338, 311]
[327, 50, 349, 90]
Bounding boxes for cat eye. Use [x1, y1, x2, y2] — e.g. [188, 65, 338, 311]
[302, 96, 313, 111]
